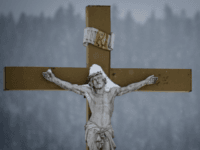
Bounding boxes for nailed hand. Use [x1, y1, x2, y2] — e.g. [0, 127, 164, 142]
[42, 69, 55, 82]
[145, 75, 158, 85]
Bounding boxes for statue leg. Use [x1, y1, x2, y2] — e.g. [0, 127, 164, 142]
[86, 130, 99, 150]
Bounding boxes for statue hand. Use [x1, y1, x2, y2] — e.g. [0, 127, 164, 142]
[145, 75, 158, 85]
[42, 69, 55, 82]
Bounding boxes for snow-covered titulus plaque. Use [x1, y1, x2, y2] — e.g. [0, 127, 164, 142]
[83, 27, 115, 51]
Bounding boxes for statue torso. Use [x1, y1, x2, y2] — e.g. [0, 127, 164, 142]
[85, 88, 116, 128]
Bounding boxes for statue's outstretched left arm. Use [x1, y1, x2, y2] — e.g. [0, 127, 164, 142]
[114, 75, 158, 96]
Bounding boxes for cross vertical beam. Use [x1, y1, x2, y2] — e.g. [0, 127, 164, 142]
[85, 6, 111, 150]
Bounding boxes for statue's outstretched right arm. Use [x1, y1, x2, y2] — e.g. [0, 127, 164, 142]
[42, 69, 90, 95]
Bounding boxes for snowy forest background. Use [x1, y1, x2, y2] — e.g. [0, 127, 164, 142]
[1, 3, 200, 150]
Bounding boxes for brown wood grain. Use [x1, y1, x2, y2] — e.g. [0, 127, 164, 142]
[86, 6, 111, 75]
[4, 67, 89, 90]
[85, 6, 111, 150]
[110, 68, 192, 92]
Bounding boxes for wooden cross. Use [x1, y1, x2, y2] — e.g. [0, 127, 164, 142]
[4, 6, 192, 150]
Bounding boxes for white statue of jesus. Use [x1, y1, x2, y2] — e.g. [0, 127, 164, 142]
[42, 64, 158, 150]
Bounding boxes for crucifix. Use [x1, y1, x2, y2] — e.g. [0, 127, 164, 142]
[4, 6, 192, 150]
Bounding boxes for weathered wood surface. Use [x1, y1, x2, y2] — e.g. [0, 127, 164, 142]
[85, 6, 111, 150]
[110, 68, 192, 92]
[4, 67, 191, 92]
[4, 67, 89, 90]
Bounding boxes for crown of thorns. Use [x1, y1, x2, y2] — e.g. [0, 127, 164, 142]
[87, 71, 103, 80]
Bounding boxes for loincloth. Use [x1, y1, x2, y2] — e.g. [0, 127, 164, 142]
[85, 121, 116, 150]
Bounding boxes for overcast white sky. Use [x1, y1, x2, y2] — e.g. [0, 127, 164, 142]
[0, 0, 200, 23]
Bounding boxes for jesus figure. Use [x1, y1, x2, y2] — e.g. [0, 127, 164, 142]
[42, 64, 158, 150]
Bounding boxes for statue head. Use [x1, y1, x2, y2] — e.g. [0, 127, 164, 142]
[84, 64, 120, 92]
[88, 71, 107, 89]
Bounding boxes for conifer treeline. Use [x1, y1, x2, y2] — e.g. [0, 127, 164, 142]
[1, 4, 199, 67]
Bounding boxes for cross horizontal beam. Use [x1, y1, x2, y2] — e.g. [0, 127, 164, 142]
[4, 67, 192, 92]
[4, 67, 89, 90]
[110, 68, 192, 92]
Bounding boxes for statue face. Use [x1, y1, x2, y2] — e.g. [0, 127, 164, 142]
[92, 74, 105, 89]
